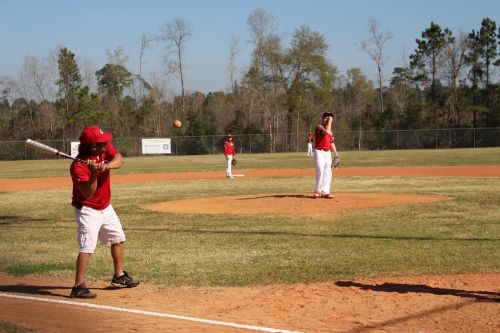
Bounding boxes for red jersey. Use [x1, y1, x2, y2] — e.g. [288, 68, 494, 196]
[314, 125, 334, 151]
[307, 134, 313, 144]
[224, 140, 236, 157]
[70, 142, 119, 210]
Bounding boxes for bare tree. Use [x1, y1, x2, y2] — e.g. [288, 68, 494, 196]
[361, 19, 392, 114]
[442, 31, 468, 127]
[131, 34, 153, 102]
[138, 34, 152, 77]
[16, 57, 38, 137]
[247, 9, 278, 73]
[144, 73, 170, 138]
[157, 17, 192, 115]
[344, 68, 375, 150]
[228, 35, 240, 93]
[80, 59, 98, 93]
[106, 47, 129, 66]
[245, 9, 282, 151]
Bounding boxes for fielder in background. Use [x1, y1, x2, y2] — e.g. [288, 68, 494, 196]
[307, 132, 313, 156]
[69, 126, 139, 298]
[224, 133, 236, 178]
[313, 112, 340, 199]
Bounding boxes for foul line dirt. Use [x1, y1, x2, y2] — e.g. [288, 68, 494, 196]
[1, 165, 499, 192]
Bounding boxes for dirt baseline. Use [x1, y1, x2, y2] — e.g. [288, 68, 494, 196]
[1, 165, 500, 192]
[0, 273, 498, 332]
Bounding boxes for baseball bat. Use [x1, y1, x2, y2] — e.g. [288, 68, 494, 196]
[26, 139, 86, 163]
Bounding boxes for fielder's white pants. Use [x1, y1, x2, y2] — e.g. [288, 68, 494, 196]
[313, 148, 333, 194]
[226, 155, 233, 177]
[307, 143, 313, 156]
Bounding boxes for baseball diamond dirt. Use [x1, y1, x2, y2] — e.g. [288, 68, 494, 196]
[1, 165, 500, 192]
[0, 166, 499, 332]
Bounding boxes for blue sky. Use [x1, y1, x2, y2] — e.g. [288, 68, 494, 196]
[1, 0, 499, 94]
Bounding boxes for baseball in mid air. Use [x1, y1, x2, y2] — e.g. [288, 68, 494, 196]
[173, 120, 182, 128]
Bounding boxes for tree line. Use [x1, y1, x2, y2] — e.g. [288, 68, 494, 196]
[0, 10, 498, 153]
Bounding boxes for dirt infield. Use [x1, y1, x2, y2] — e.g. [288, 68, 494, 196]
[144, 193, 448, 219]
[1, 165, 500, 192]
[0, 272, 498, 332]
[0, 166, 499, 332]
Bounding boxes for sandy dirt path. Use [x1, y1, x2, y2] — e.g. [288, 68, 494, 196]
[1, 165, 500, 192]
[0, 272, 498, 332]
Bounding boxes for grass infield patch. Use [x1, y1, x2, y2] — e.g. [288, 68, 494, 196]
[0, 321, 33, 333]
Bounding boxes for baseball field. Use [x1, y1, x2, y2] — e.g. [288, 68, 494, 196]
[0, 148, 499, 332]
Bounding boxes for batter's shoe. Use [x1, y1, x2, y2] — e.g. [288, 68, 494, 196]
[313, 191, 321, 198]
[321, 193, 335, 199]
[111, 271, 139, 288]
[70, 283, 97, 298]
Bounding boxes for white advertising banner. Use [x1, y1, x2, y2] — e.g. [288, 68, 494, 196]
[141, 138, 171, 154]
[71, 142, 80, 158]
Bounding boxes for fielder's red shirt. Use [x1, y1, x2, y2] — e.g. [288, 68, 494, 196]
[224, 140, 236, 157]
[314, 125, 334, 151]
[307, 134, 313, 143]
[70, 142, 119, 210]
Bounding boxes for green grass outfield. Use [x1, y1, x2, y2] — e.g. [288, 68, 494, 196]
[0, 148, 499, 286]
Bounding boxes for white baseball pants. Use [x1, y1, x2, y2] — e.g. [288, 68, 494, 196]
[226, 155, 233, 177]
[313, 148, 333, 194]
[74, 204, 126, 253]
[307, 143, 313, 156]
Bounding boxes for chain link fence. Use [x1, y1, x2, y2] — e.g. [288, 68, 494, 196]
[2, 127, 499, 161]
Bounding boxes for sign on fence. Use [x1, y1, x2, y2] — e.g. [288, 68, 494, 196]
[71, 142, 80, 158]
[141, 138, 171, 154]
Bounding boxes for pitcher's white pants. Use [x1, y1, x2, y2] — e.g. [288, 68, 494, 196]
[314, 149, 333, 194]
[226, 155, 233, 177]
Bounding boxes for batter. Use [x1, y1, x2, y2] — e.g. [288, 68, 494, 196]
[69, 126, 139, 298]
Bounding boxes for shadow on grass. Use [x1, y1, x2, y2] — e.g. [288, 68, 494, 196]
[1, 223, 498, 242]
[335, 280, 500, 302]
[126, 227, 499, 242]
[0, 215, 50, 226]
[237, 194, 316, 200]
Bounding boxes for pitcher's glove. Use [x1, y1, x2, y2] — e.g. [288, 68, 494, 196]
[231, 158, 237, 166]
[332, 155, 341, 169]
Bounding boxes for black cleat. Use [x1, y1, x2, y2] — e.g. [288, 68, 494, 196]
[111, 271, 139, 288]
[70, 283, 97, 298]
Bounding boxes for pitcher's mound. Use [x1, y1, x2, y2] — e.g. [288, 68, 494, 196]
[144, 193, 447, 219]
